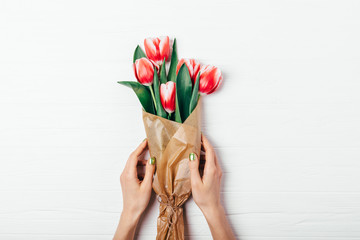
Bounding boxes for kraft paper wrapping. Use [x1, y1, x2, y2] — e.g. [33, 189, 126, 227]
[142, 101, 202, 240]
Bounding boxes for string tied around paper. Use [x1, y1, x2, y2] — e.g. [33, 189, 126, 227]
[157, 194, 181, 228]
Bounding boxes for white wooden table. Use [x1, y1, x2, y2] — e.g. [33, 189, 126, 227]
[1, 0, 360, 239]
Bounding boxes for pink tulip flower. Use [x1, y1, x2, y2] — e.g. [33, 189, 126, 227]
[160, 81, 176, 113]
[134, 57, 155, 86]
[144, 36, 171, 65]
[199, 65, 223, 95]
[176, 58, 201, 84]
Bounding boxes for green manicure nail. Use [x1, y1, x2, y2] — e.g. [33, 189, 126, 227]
[149, 157, 156, 165]
[142, 138, 147, 142]
[189, 153, 195, 161]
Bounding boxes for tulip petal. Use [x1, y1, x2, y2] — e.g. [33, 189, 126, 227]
[199, 65, 222, 95]
[207, 68, 223, 94]
[144, 36, 171, 65]
[160, 82, 176, 114]
[134, 58, 155, 86]
[159, 36, 170, 61]
[144, 38, 157, 62]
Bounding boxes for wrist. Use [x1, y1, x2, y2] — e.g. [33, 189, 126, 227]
[120, 209, 141, 227]
[201, 204, 225, 223]
[201, 204, 236, 240]
[113, 210, 141, 240]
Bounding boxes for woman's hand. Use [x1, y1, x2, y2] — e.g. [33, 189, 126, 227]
[189, 134, 236, 240]
[189, 134, 222, 213]
[120, 139, 155, 219]
[113, 139, 155, 240]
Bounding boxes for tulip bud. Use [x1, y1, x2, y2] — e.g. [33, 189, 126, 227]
[134, 57, 155, 86]
[144, 36, 170, 65]
[176, 59, 201, 84]
[160, 82, 176, 113]
[199, 65, 223, 95]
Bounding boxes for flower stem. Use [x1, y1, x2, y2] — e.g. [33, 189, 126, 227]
[149, 85, 157, 112]
[168, 112, 172, 120]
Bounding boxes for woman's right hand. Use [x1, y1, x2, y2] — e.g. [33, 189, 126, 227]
[188, 134, 236, 240]
[189, 134, 223, 213]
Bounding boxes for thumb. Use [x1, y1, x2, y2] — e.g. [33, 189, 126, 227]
[142, 157, 156, 188]
[189, 152, 201, 186]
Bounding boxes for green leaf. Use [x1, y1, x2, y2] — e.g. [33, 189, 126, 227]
[189, 72, 200, 114]
[153, 68, 167, 118]
[174, 96, 181, 123]
[117, 81, 155, 114]
[176, 64, 193, 122]
[160, 58, 167, 84]
[133, 45, 147, 63]
[168, 39, 178, 82]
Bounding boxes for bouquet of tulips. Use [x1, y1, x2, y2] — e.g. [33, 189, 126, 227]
[118, 36, 222, 240]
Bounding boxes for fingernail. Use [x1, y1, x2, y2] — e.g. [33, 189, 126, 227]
[149, 157, 156, 165]
[189, 153, 196, 161]
[142, 138, 147, 142]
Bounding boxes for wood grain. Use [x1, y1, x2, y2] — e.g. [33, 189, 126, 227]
[1, 0, 360, 239]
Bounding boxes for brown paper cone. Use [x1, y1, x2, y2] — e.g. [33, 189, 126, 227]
[142, 100, 202, 240]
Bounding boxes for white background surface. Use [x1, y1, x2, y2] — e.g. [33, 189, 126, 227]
[1, 0, 360, 239]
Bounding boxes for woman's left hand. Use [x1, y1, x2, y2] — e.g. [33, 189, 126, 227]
[120, 139, 155, 218]
[113, 139, 155, 240]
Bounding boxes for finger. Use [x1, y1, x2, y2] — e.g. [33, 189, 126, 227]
[189, 152, 202, 186]
[141, 157, 156, 188]
[201, 134, 217, 170]
[214, 154, 222, 178]
[125, 140, 148, 174]
[133, 139, 149, 157]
